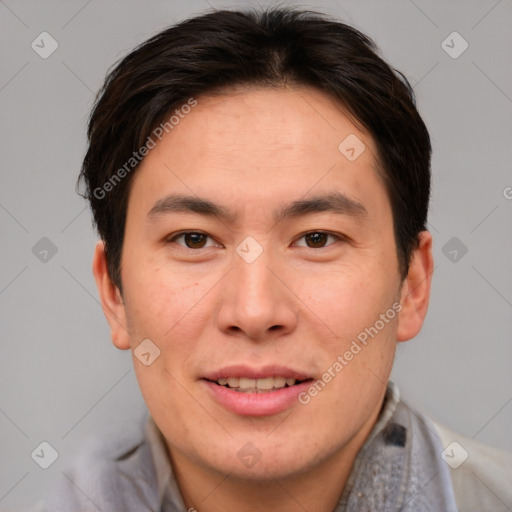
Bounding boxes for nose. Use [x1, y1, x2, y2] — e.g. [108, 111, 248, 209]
[215, 248, 299, 341]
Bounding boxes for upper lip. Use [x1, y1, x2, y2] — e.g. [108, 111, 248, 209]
[202, 364, 313, 381]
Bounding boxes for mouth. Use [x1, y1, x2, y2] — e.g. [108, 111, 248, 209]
[200, 365, 315, 416]
[205, 376, 312, 393]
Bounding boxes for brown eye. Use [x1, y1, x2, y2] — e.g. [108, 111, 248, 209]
[169, 231, 219, 249]
[183, 232, 207, 248]
[294, 231, 341, 249]
[305, 232, 329, 248]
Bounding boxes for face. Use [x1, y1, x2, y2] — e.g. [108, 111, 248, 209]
[94, 85, 432, 482]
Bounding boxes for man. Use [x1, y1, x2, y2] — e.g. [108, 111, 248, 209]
[34, 7, 511, 512]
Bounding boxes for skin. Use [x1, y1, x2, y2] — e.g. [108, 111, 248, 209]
[93, 84, 433, 512]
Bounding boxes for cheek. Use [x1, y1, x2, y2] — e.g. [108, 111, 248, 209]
[290, 259, 399, 403]
[292, 261, 397, 342]
[124, 267, 208, 421]
[123, 257, 189, 331]
[122, 258, 220, 375]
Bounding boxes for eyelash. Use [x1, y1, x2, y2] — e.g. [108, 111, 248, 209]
[166, 230, 345, 250]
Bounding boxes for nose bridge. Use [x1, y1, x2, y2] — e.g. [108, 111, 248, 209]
[235, 251, 274, 310]
[216, 243, 297, 339]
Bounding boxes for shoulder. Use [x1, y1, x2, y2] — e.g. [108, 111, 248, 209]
[30, 413, 162, 512]
[431, 419, 512, 512]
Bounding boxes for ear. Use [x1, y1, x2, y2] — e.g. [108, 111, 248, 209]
[396, 231, 434, 342]
[92, 240, 131, 350]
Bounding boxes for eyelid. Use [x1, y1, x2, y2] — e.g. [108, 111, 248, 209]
[166, 230, 222, 248]
[292, 230, 345, 248]
[166, 230, 347, 249]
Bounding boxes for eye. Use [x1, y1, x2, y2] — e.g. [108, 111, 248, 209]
[293, 231, 343, 249]
[167, 231, 221, 249]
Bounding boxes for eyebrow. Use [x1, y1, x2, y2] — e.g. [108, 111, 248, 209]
[147, 192, 368, 224]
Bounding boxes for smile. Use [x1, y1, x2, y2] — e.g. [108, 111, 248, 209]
[201, 366, 315, 415]
[211, 376, 306, 393]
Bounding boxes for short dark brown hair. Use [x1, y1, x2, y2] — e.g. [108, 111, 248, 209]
[79, 7, 431, 291]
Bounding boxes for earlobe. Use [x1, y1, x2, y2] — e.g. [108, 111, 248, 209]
[92, 240, 131, 350]
[396, 231, 434, 342]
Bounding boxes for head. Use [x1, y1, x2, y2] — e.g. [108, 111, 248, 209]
[85, 7, 433, 482]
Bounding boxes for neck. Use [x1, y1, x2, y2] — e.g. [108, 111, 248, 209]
[166, 400, 384, 512]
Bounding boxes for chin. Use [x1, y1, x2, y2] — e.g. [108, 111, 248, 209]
[207, 435, 327, 481]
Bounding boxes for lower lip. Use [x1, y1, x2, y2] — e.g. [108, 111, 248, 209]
[201, 379, 314, 416]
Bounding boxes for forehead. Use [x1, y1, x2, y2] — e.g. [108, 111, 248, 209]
[167, 85, 374, 164]
[129, 85, 389, 224]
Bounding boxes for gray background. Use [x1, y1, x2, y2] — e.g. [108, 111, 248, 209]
[1, 0, 511, 510]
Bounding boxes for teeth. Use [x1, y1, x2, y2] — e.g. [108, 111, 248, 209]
[239, 377, 256, 389]
[256, 377, 275, 390]
[273, 377, 287, 388]
[216, 376, 298, 390]
[227, 377, 239, 388]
